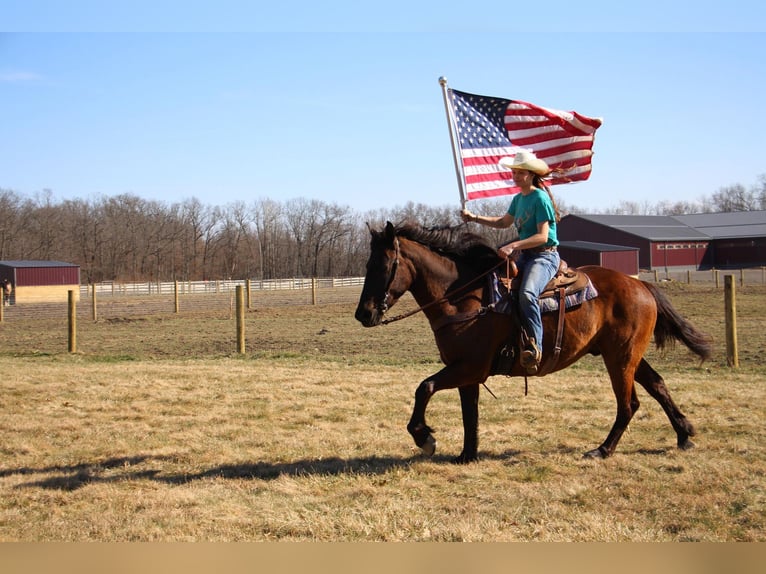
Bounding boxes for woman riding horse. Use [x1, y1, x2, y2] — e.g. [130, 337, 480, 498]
[355, 221, 712, 463]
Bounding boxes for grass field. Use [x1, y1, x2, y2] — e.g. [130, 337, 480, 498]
[0, 282, 764, 541]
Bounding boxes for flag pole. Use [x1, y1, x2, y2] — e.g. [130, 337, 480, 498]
[438, 76, 467, 208]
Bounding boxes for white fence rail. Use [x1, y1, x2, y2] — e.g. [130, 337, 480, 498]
[79, 277, 366, 297]
[0, 277, 366, 321]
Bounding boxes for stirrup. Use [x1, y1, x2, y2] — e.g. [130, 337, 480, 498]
[520, 340, 541, 374]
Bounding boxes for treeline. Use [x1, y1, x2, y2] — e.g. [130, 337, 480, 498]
[1, 176, 764, 283]
[0, 189, 477, 283]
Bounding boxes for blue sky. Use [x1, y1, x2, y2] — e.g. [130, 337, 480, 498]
[2, 3, 765, 214]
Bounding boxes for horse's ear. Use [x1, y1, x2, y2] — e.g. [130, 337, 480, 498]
[384, 221, 396, 242]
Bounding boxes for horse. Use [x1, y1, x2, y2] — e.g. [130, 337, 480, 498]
[354, 221, 713, 463]
[2, 280, 11, 306]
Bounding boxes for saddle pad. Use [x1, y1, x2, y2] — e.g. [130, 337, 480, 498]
[488, 272, 598, 315]
[539, 278, 598, 313]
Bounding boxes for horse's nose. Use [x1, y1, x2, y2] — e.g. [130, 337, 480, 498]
[355, 303, 378, 327]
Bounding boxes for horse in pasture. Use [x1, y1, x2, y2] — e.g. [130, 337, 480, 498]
[354, 221, 713, 463]
[2, 279, 11, 306]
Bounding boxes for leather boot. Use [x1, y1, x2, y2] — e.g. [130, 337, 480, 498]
[520, 338, 542, 374]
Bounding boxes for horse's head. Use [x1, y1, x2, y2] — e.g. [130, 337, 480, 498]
[355, 221, 409, 327]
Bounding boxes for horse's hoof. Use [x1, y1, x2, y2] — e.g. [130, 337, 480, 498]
[452, 452, 478, 464]
[678, 438, 696, 451]
[583, 448, 606, 459]
[420, 434, 437, 457]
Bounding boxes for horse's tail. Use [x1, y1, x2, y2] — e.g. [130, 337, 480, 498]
[642, 281, 713, 361]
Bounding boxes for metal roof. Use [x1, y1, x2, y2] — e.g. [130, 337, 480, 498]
[559, 240, 638, 252]
[565, 215, 709, 241]
[672, 211, 766, 239]
[567, 212, 766, 241]
[0, 260, 79, 268]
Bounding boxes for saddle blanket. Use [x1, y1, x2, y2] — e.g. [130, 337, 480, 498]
[488, 272, 599, 315]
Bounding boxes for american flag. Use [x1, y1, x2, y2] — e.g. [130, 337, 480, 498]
[448, 88, 603, 201]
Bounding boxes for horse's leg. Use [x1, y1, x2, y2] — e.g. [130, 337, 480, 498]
[406, 362, 482, 463]
[407, 377, 437, 456]
[584, 356, 640, 459]
[456, 384, 480, 464]
[634, 358, 696, 450]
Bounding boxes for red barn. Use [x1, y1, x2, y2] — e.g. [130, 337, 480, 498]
[558, 211, 766, 271]
[558, 241, 639, 276]
[0, 260, 81, 304]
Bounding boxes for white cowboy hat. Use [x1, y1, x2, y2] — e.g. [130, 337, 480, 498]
[498, 149, 550, 176]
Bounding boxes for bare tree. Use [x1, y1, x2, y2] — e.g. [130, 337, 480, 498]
[756, 174, 766, 210]
[23, 189, 64, 260]
[711, 184, 759, 212]
[179, 197, 216, 280]
[310, 202, 353, 277]
[283, 198, 316, 277]
[0, 188, 25, 260]
[251, 198, 283, 280]
[58, 198, 103, 283]
[212, 201, 252, 279]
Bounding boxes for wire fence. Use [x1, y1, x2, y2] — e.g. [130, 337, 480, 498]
[637, 267, 766, 286]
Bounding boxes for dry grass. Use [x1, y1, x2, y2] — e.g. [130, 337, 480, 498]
[0, 284, 764, 541]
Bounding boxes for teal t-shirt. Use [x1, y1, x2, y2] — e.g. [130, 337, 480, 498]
[507, 188, 558, 246]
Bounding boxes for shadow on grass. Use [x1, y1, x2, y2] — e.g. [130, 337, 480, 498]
[7, 451, 522, 491]
[6, 445, 681, 491]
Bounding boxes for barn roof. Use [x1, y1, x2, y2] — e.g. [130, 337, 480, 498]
[559, 240, 639, 253]
[0, 260, 79, 268]
[672, 211, 766, 239]
[566, 214, 709, 241]
[567, 211, 766, 241]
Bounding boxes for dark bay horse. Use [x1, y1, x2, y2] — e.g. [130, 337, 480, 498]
[354, 221, 713, 463]
[2, 279, 11, 306]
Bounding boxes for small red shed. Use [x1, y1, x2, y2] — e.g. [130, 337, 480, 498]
[558, 241, 640, 277]
[0, 260, 81, 304]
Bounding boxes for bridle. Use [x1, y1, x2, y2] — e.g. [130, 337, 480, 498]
[377, 236, 400, 316]
[378, 236, 508, 327]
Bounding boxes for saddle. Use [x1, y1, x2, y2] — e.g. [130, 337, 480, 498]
[500, 258, 590, 299]
[491, 258, 596, 381]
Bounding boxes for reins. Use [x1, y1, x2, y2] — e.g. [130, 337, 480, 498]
[380, 257, 508, 326]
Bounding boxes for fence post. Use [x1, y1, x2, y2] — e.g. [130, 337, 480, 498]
[91, 283, 97, 321]
[246, 279, 252, 309]
[715, 269, 720, 288]
[174, 280, 180, 313]
[724, 275, 738, 368]
[740, 268, 745, 287]
[68, 290, 77, 353]
[653, 269, 658, 282]
[312, 277, 318, 305]
[236, 285, 245, 354]
[687, 270, 691, 284]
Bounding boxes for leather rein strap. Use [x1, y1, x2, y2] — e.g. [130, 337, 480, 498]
[380, 258, 507, 327]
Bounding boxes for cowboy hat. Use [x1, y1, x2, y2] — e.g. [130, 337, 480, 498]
[498, 149, 550, 176]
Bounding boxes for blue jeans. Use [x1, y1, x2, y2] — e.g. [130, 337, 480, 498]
[516, 250, 560, 351]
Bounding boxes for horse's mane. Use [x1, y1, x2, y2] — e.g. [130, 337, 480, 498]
[393, 222, 502, 271]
